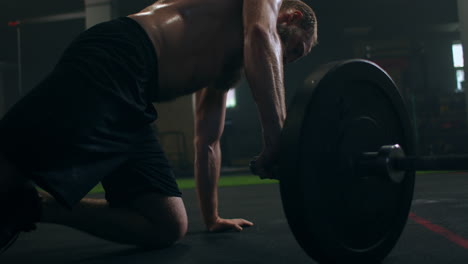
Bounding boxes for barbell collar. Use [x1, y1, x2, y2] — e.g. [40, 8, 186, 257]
[359, 145, 406, 183]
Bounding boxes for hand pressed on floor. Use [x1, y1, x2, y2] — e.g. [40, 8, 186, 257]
[207, 217, 254, 232]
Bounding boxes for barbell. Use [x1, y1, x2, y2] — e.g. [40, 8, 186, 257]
[251, 59, 468, 263]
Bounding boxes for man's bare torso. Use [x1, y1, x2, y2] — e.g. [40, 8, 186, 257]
[129, 0, 244, 102]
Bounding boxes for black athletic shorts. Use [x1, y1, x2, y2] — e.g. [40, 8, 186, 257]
[0, 17, 182, 209]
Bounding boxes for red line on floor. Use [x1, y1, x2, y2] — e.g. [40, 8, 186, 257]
[409, 212, 468, 249]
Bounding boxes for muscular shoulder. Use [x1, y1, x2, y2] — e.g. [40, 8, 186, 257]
[242, 0, 282, 28]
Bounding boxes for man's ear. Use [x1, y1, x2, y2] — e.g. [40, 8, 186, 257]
[290, 10, 303, 23]
[278, 10, 303, 25]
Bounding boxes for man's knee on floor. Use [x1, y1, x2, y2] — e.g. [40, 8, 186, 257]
[138, 210, 188, 249]
[163, 212, 188, 244]
[128, 193, 188, 249]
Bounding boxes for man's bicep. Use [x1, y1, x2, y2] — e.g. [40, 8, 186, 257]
[243, 0, 282, 31]
[242, 0, 283, 70]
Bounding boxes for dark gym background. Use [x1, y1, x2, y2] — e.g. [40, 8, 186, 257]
[0, 0, 466, 173]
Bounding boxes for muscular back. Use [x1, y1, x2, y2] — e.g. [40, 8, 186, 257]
[129, 0, 245, 102]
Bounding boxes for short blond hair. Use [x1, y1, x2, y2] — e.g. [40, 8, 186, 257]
[280, 0, 317, 42]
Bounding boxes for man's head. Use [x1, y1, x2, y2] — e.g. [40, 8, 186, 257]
[277, 0, 318, 63]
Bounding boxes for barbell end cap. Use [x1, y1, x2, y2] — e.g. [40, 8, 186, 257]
[378, 144, 407, 183]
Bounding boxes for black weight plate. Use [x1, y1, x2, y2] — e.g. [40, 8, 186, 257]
[279, 60, 415, 263]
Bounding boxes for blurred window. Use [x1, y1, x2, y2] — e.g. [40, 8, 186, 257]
[452, 43, 464, 68]
[227, 89, 237, 108]
[452, 43, 465, 92]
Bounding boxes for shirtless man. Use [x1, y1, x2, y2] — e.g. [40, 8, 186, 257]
[0, 0, 317, 251]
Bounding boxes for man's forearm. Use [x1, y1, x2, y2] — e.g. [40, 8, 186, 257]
[194, 141, 221, 226]
[243, 0, 286, 147]
[244, 26, 286, 147]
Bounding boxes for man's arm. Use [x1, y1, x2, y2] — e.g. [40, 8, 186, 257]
[243, 0, 286, 177]
[193, 87, 253, 232]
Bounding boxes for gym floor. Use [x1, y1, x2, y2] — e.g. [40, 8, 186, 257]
[1, 172, 468, 264]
